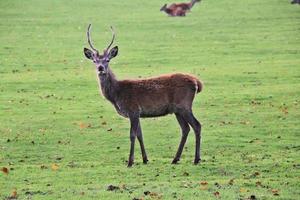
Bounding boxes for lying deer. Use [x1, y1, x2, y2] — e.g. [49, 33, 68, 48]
[160, 0, 200, 17]
[291, 0, 300, 4]
[83, 24, 203, 167]
[160, 4, 187, 17]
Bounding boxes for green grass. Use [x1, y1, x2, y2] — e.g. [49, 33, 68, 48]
[0, 0, 300, 199]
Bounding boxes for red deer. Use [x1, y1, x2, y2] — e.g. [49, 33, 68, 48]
[160, 4, 187, 17]
[163, 0, 201, 13]
[291, 0, 300, 4]
[83, 24, 203, 167]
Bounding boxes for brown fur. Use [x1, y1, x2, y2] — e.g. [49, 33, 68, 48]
[168, 0, 200, 11]
[161, 6, 187, 16]
[100, 72, 203, 118]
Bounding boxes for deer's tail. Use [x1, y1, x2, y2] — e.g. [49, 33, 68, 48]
[196, 79, 203, 93]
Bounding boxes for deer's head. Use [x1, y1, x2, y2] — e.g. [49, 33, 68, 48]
[83, 24, 118, 76]
[160, 4, 167, 11]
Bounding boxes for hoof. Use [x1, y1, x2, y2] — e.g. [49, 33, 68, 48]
[171, 158, 179, 164]
[127, 161, 134, 168]
[143, 159, 148, 164]
[194, 158, 201, 165]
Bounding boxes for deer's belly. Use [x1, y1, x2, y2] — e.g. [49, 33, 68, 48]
[112, 101, 176, 118]
[139, 105, 175, 118]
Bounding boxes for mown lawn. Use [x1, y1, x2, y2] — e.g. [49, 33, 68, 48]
[0, 0, 299, 199]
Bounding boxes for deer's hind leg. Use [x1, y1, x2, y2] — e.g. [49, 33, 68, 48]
[172, 113, 190, 164]
[182, 111, 202, 164]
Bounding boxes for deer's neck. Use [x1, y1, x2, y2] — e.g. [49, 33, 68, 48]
[165, 8, 172, 14]
[98, 69, 119, 104]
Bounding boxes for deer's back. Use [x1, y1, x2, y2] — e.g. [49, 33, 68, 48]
[170, 3, 190, 10]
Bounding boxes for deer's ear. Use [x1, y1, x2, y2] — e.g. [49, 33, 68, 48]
[160, 4, 167, 11]
[108, 46, 118, 59]
[84, 48, 93, 60]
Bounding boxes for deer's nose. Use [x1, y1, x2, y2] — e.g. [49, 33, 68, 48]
[98, 65, 104, 72]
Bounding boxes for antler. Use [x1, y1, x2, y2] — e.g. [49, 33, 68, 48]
[87, 24, 98, 52]
[106, 26, 115, 52]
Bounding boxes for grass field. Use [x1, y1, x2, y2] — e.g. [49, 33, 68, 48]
[1, 0, 300, 199]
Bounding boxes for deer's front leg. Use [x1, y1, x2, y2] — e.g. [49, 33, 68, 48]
[137, 122, 148, 164]
[128, 115, 139, 167]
